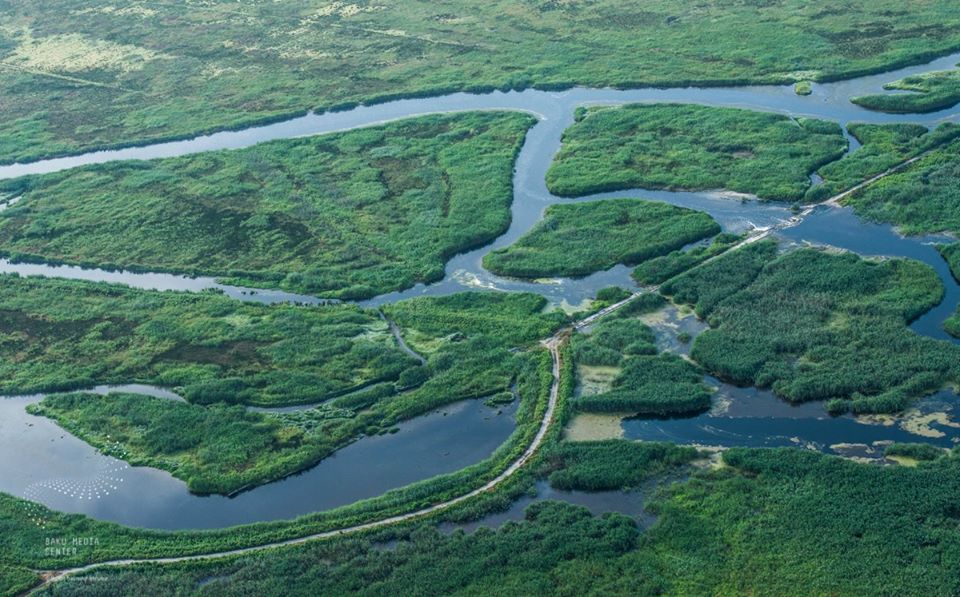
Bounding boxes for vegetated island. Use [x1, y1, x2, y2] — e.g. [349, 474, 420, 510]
[545, 103, 847, 201]
[6, 273, 565, 494]
[0, 112, 535, 300]
[852, 65, 960, 113]
[659, 241, 960, 414]
[482, 198, 720, 278]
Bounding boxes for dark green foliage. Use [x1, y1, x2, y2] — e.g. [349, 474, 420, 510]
[546, 104, 846, 200]
[667, 246, 960, 412]
[0, 565, 37, 597]
[483, 199, 719, 277]
[0, 112, 534, 299]
[29, 393, 326, 495]
[940, 244, 960, 337]
[573, 317, 712, 416]
[0, 274, 414, 406]
[612, 293, 667, 318]
[885, 442, 946, 461]
[845, 139, 960, 236]
[595, 286, 633, 304]
[852, 66, 960, 113]
[4, 2, 960, 164]
[545, 440, 698, 491]
[659, 240, 779, 316]
[632, 232, 742, 285]
[805, 122, 960, 202]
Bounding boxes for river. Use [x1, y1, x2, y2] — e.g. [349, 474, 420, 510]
[0, 51, 958, 528]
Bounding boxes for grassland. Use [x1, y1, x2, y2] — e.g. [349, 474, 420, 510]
[843, 138, 960, 236]
[661, 242, 960, 413]
[852, 65, 960, 113]
[545, 104, 847, 201]
[482, 199, 719, 278]
[0, 112, 533, 299]
[805, 122, 960, 202]
[2, 2, 960, 164]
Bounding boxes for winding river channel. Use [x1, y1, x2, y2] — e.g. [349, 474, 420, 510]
[2, 52, 960, 529]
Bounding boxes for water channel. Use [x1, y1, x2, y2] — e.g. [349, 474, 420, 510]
[1, 51, 959, 528]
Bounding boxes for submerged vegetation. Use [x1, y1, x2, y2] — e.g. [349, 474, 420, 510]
[852, 65, 960, 113]
[546, 103, 846, 200]
[661, 243, 960, 413]
[3, 1, 960, 164]
[0, 112, 533, 299]
[843, 138, 960, 236]
[483, 199, 719, 278]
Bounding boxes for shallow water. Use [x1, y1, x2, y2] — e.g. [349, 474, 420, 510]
[0, 52, 957, 528]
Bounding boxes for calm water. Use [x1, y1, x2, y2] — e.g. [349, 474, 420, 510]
[0, 394, 517, 529]
[0, 51, 958, 528]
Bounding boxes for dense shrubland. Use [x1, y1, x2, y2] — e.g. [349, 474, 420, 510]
[806, 122, 960, 202]
[852, 66, 960, 113]
[483, 199, 719, 278]
[941, 244, 960, 337]
[662, 243, 960, 413]
[546, 104, 847, 200]
[843, 138, 960, 236]
[572, 313, 712, 416]
[543, 440, 698, 491]
[632, 232, 742, 285]
[0, 113, 533, 299]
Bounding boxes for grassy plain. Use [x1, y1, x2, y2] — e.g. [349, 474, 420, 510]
[0, 112, 533, 299]
[852, 65, 960, 113]
[546, 104, 847, 200]
[2, 1, 960, 164]
[483, 199, 719, 278]
[661, 242, 960, 413]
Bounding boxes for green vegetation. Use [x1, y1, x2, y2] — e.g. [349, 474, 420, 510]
[3, 2, 960, 164]
[544, 440, 698, 491]
[843, 138, 960, 236]
[852, 65, 960, 113]
[573, 315, 712, 416]
[794, 80, 813, 95]
[0, 274, 415, 406]
[885, 442, 947, 462]
[941, 244, 960, 337]
[632, 232, 742, 285]
[806, 122, 960, 202]
[18, 287, 564, 493]
[662, 243, 960, 413]
[483, 199, 719, 278]
[546, 104, 847, 200]
[39, 448, 960, 596]
[29, 393, 328, 495]
[0, 112, 533, 299]
[0, 565, 36, 597]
